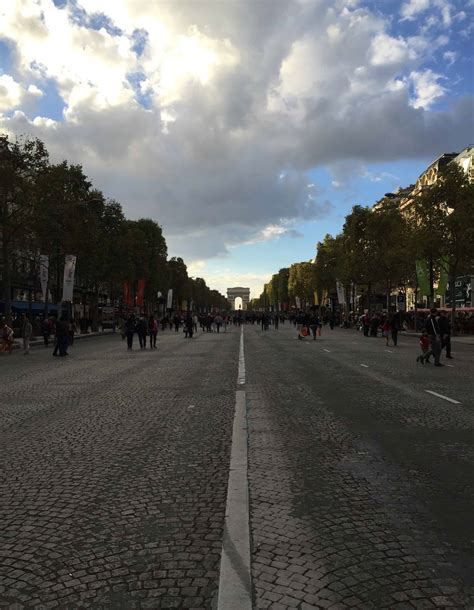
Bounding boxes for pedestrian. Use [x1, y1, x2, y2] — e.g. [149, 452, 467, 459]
[149, 315, 158, 349]
[416, 330, 432, 364]
[53, 316, 69, 357]
[425, 307, 443, 367]
[362, 311, 370, 337]
[273, 315, 279, 330]
[309, 312, 319, 340]
[389, 308, 401, 346]
[184, 313, 194, 338]
[438, 310, 453, 359]
[22, 314, 33, 355]
[214, 314, 223, 333]
[193, 313, 199, 334]
[173, 314, 181, 332]
[42, 316, 52, 347]
[381, 317, 391, 347]
[329, 312, 335, 330]
[1, 320, 14, 354]
[295, 310, 306, 340]
[370, 313, 380, 337]
[125, 314, 136, 350]
[137, 316, 147, 349]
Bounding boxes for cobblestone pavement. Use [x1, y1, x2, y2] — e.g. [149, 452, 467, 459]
[245, 324, 474, 609]
[0, 329, 239, 608]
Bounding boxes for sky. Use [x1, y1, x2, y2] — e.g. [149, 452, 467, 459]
[0, 0, 473, 299]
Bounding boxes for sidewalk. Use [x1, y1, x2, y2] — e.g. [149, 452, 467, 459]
[11, 329, 116, 351]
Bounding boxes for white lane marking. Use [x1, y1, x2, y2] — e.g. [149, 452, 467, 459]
[385, 350, 393, 354]
[425, 390, 461, 405]
[323, 348, 331, 353]
[237, 326, 245, 385]
[360, 363, 369, 368]
[445, 364, 455, 368]
[217, 390, 252, 610]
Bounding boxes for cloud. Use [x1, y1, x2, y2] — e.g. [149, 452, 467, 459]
[400, 0, 431, 21]
[409, 69, 446, 109]
[0, 0, 472, 263]
[0, 74, 42, 113]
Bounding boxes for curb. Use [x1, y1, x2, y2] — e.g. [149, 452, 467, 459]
[11, 330, 117, 351]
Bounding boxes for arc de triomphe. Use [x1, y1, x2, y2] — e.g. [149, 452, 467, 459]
[227, 287, 250, 310]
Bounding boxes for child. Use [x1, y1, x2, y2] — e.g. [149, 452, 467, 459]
[417, 330, 431, 364]
[382, 318, 391, 346]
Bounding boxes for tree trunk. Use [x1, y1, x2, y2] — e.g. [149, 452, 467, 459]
[2, 237, 12, 325]
[449, 271, 457, 336]
[367, 282, 372, 315]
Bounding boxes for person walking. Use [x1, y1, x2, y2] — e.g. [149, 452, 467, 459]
[22, 314, 33, 355]
[381, 316, 391, 347]
[173, 314, 181, 332]
[137, 316, 147, 349]
[42, 316, 53, 347]
[125, 315, 136, 350]
[362, 311, 370, 337]
[273, 314, 279, 330]
[184, 313, 194, 338]
[438, 310, 452, 359]
[296, 310, 306, 340]
[53, 316, 69, 357]
[214, 314, 223, 333]
[149, 315, 158, 349]
[425, 308, 443, 367]
[309, 312, 319, 340]
[390, 308, 402, 347]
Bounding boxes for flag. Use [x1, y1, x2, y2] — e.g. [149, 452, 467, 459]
[137, 279, 145, 307]
[39, 255, 49, 301]
[416, 260, 430, 297]
[62, 255, 77, 302]
[167, 289, 173, 309]
[123, 282, 131, 307]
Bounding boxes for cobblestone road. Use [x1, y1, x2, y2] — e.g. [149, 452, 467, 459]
[2, 324, 474, 609]
[1, 330, 239, 609]
[245, 324, 474, 609]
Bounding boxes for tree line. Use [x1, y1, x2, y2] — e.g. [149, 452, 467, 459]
[0, 134, 229, 324]
[251, 163, 474, 325]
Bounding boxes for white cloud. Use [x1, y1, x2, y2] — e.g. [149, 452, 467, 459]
[409, 69, 446, 109]
[443, 50, 457, 66]
[0, 0, 471, 266]
[0, 74, 42, 113]
[400, 0, 431, 21]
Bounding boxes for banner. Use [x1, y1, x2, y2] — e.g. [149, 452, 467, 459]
[39, 255, 49, 301]
[136, 278, 145, 307]
[437, 256, 449, 297]
[415, 260, 430, 297]
[167, 288, 173, 309]
[336, 280, 345, 305]
[123, 282, 131, 307]
[295, 296, 301, 309]
[62, 255, 77, 302]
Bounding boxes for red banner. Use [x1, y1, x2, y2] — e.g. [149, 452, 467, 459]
[123, 282, 130, 307]
[137, 279, 145, 307]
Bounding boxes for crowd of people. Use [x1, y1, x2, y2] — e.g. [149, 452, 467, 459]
[0, 306, 460, 367]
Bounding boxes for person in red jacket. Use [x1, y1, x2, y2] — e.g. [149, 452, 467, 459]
[416, 330, 432, 364]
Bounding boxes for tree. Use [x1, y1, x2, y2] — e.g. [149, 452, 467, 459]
[0, 135, 49, 323]
[288, 261, 317, 307]
[412, 163, 474, 325]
